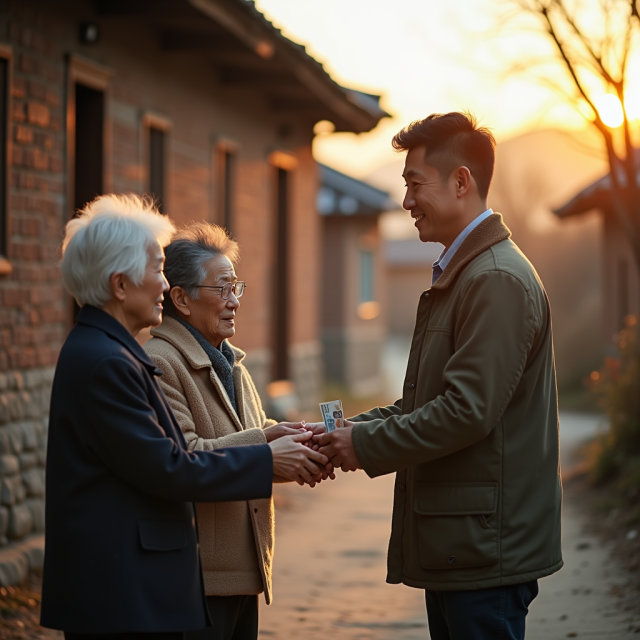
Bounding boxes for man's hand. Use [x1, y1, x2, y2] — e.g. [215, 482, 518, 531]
[268, 431, 328, 483]
[316, 423, 362, 472]
[263, 421, 306, 443]
[296, 461, 336, 488]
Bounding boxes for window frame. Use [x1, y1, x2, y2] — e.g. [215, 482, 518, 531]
[66, 54, 113, 219]
[0, 43, 13, 276]
[359, 248, 375, 304]
[212, 137, 239, 232]
[356, 236, 380, 320]
[267, 150, 297, 382]
[141, 112, 171, 214]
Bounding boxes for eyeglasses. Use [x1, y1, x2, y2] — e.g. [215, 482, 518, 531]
[195, 281, 246, 300]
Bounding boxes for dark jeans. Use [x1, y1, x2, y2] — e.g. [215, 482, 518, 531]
[425, 580, 539, 640]
[185, 595, 259, 640]
[65, 634, 184, 640]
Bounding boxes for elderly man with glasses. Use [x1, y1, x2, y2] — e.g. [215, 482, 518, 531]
[145, 222, 326, 640]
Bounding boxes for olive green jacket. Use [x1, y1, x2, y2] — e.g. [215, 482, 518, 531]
[351, 213, 563, 591]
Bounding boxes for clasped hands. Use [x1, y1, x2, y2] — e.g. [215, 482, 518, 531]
[265, 420, 361, 488]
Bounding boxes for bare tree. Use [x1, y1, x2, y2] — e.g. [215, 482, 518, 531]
[506, 0, 640, 269]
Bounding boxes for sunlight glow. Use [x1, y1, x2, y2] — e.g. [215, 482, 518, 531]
[595, 94, 624, 128]
[625, 87, 640, 121]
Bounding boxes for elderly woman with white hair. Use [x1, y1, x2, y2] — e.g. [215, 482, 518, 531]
[144, 222, 330, 640]
[41, 195, 326, 640]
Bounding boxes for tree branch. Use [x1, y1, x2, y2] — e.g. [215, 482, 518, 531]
[538, 6, 610, 137]
[550, 0, 619, 89]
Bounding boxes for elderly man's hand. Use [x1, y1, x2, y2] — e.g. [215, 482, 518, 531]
[316, 423, 362, 472]
[268, 431, 328, 483]
[263, 421, 306, 443]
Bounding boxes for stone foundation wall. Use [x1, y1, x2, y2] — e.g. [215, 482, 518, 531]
[0, 366, 52, 584]
[0, 367, 51, 541]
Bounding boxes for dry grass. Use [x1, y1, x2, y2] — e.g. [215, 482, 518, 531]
[0, 574, 59, 639]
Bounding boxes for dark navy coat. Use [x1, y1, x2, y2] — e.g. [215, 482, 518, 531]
[40, 306, 273, 633]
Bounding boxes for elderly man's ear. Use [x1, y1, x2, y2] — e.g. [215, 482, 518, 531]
[170, 287, 192, 316]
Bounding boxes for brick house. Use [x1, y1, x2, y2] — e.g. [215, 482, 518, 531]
[318, 164, 396, 396]
[0, 0, 387, 583]
[554, 154, 639, 344]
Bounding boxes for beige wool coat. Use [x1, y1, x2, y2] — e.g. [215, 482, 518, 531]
[144, 316, 278, 604]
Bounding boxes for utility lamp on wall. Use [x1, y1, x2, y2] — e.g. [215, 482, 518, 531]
[79, 22, 100, 45]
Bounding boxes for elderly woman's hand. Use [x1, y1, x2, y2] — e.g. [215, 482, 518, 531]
[268, 431, 328, 483]
[263, 422, 307, 443]
[296, 422, 326, 451]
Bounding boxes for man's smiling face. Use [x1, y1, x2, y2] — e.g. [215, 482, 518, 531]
[402, 145, 461, 246]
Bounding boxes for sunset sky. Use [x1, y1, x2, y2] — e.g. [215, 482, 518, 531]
[254, 0, 635, 178]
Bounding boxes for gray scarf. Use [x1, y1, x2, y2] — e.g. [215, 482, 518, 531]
[171, 315, 237, 413]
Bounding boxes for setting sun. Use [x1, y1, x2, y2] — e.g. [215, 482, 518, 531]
[595, 93, 624, 128]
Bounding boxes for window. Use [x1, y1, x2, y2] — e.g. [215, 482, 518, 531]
[273, 166, 290, 381]
[0, 44, 12, 275]
[214, 140, 237, 233]
[149, 127, 165, 213]
[142, 113, 171, 215]
[359, 249, 374, 303]
[66, 55, 112, 321]
[221, 149, 234, 233]
[358, 248, 380, 320]
[267, 151, 298, 382]
[67, 55, 112, 218]
[74, 83, 105, 214]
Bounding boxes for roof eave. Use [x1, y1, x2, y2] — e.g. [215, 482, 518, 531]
[188, 0, 391, 133]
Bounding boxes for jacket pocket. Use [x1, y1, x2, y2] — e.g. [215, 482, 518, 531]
[413, 482, 498, 570]
[138, 520, 187, 551]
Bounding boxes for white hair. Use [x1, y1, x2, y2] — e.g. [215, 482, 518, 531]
[60, 194, 175, 307]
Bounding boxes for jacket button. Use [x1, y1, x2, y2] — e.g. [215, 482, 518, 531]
[448, 556, 456, 564]
[409, 383, 415, 389]
[424, 291, 429, 297]
[398, 484, 405, 490]
[254, 508, 258, 513]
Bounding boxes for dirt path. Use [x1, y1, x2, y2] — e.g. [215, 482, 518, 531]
[527, 412, 640, 639]
[260, 471, 426, 640]
[6, 413, 638, 639]
[260, 412, 640, 639]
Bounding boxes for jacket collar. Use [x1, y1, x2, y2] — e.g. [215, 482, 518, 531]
[76, 305, 162, 374]
[431, 213, 511, 290]
[149, 315, 247, 371]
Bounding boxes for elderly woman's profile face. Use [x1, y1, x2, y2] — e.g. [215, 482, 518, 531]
[186, 255, 240, 348]
[115, 244, 169, 335]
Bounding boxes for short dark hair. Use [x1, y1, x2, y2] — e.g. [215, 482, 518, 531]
[392, 112, 496, 199]
[163, 222, 239, 315]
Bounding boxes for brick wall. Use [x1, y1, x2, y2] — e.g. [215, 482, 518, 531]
[0, 2, 67, 580]
[0, 0, 325, 579]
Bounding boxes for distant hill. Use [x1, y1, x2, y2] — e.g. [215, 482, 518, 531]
[367, 128, 609, 386]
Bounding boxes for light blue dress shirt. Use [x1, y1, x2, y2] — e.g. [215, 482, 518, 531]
[431, 209, 493, 285]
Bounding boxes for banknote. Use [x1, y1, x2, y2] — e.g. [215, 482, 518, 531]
[319, 399, 344, 433]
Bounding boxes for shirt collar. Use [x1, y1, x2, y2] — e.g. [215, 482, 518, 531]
[432, 208, 493, 284]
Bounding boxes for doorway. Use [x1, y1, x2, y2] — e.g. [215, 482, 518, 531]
[69, 82, 105, 321]
[73, 83, 104, 215]
[272, 167, 289, 381]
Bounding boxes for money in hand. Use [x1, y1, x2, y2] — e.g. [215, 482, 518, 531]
[319, 400, 344, 433]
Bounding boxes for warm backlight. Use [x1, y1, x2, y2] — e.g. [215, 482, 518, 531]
[595, 93, 624, 128]
[357, 301, 380, 320]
